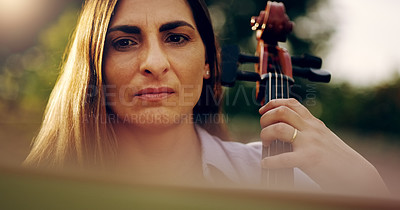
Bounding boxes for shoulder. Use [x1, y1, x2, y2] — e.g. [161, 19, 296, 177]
[196, 125, 262, 184]
[196, 125, 262, 162]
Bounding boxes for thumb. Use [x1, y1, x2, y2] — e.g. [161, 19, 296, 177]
[261, 152, 299, 169]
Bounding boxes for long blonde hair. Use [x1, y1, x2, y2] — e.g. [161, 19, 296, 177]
[25, 0, 226, 168]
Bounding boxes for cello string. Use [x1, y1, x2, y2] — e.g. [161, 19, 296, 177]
[272, 52, 278, 185]
[277, 51, 286, 173]
[287, 75, 292, 152]
[274, 52, 285, 156]
[268, 71, 272, 187]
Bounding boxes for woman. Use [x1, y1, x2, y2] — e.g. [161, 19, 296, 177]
[25, 0, 389, 196]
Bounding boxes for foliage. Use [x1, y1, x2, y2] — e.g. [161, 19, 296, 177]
[314, 76, 400, 136]
[0, 7, 79, 117]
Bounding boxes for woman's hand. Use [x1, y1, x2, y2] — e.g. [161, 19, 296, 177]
[259, 98, 389, 196]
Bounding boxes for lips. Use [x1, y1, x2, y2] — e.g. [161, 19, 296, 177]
[134, 87, 175, 101]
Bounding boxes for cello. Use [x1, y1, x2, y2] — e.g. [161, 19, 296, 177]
[221, 1, 331, 189]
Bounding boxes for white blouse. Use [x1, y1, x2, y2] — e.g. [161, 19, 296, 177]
[196, 125, 320, 190]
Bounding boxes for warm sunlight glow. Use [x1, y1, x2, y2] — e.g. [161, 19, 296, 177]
[325, 0, 400, 86]
[0, 0, 48, 51]
[0, 0, 34, 20]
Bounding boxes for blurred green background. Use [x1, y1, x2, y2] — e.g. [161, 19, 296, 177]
[0, 0, 399, 196]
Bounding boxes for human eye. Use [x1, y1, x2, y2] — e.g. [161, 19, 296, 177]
[112, 38, 137, 51]
[165, 34, 190, 46]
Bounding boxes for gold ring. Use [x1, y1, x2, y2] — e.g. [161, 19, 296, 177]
[290, 128, 298, 143]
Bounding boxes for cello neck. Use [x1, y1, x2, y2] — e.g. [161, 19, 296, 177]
[260, 44, 294, 189]
[251, 1, 295, 189]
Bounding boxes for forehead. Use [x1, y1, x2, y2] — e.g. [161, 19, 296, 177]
[110, 0, 195, 28]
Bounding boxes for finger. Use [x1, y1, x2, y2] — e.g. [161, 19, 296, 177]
[260, 123, 298, 146]
[259, 98, 312, 119]
[260, 105, 304, 130]
[261, 152, 300, 169]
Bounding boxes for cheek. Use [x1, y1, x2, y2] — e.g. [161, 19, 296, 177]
[178, 64, 205, 106]
[175, 56, 205, 86]
[175, 46, 206, 80]
[179, 47, 207, 100]
[104, 54, 118, 86]
[103, 53, 136, 86]
[103, 54, 137, 106]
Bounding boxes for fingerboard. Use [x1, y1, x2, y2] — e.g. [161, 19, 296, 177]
[261, 72, 294, 189]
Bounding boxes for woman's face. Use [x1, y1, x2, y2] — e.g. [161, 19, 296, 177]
[104, 0, 210, 129]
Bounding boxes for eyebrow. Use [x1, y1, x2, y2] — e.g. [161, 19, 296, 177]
[107, 20, 195, 34]
[108, 25, 141, 34]
[159, 20, 195, 32]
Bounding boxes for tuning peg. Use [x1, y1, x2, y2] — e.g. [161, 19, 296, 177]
[221, 45, 331, 85]
[292, 67, 331, 83]
[239, 54, 259, 64]
[237, 71, 260, 82]
[221, 45, 261, 86]
[221, 45, 240, 87]
[291, 54, 322, 69]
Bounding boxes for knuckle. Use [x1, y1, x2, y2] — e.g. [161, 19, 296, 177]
[315, 118, 326, 127]
[260, 128, 269, 140]
[270, 99, 278, 106]
[308, 117, 326, 129]
[270, 99, 283, 107]
[273, 123, 287, 137]
[266, 100, 274, 108]
[275, 106, 289, 116]
[260, 129, 273, 146]
[274, 106, 283, 115]
[287, 98, 298, 105]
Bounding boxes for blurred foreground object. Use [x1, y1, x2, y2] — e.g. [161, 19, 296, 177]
[0, 166, 399, 210]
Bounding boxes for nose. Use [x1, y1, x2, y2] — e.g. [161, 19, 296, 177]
[139, 40, 170, 78]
